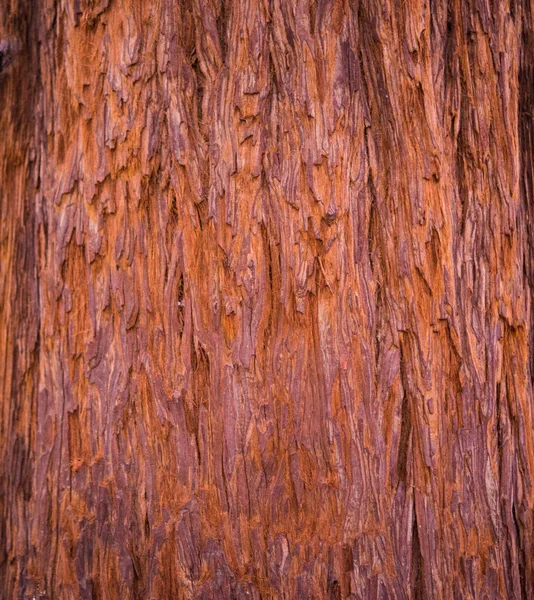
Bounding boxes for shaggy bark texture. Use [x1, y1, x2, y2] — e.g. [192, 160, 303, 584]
[2, 0, 534, 598]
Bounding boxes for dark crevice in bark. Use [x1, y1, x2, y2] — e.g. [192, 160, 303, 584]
[195, 200, 207, 229]
[367, 175, 377, 272]
[130, 542, 145, 600]
[267, 48, 279, 98]
[356, 3, 371, 124]
[456, 97, 470, 238]
[512, 501, 528, 600]
[397, 389, 412, 485]
[220, 449, 231, 513]
[190, 340, 209, 464]
[262, 222, 275, 350]
[51, 365, 67, 599]
[170, 194, 179, 224]
[398, 337, 414, 490]
[520, 0, 534, 386]
[374, 283, 382, 375]
[327, 551, 342, 600]
[411, 498, 425, 599]
[517, 23, 534, 587]
[177, 272, 184, 336]
[191, 54, 204, 134]
[144, 511, 150, 539]
[496, 380, 504, 485]
[216, 0, 228, 64]
[0, 39, 15, 75]
[309, 2, 316, 36]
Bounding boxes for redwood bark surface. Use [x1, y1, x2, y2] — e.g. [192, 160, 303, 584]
[2, 1, 534, 598]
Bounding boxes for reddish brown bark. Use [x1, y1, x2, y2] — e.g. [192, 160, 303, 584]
[2, 1, 534, 598]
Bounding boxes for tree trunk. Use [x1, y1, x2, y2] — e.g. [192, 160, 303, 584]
[2, 1, 534, 598]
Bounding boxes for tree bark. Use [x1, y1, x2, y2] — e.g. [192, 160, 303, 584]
[2, 1, 534, 598]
